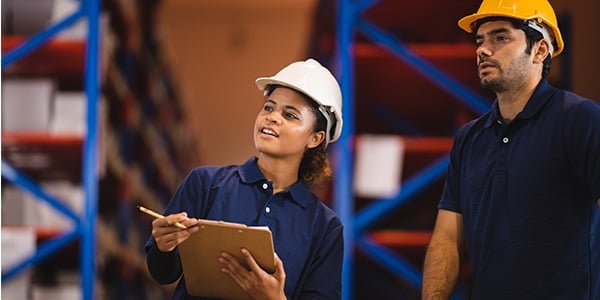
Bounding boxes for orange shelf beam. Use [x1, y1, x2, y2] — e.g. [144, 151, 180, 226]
[367, 229, 432, 247]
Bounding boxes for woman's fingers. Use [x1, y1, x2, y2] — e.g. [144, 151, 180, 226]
[151, 212, 199, 252]
[242, 248, 263, 273]
[219, 250, 287, 299]
[219, 251, 251, 289]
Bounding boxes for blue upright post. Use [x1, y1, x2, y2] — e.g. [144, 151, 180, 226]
[81, 0, 101, 299]
[334, 0, 355, 299]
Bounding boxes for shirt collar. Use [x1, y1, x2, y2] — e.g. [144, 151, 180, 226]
[484, 79, 557, 127]
[238, 156, 265, 184]
[238, 156, 311, 208]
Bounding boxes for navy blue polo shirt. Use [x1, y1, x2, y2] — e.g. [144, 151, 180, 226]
[439, 80, 600, 299]
[144, 157, 344, 300]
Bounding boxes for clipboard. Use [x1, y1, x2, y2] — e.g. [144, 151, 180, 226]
[178, 219, 276, 299]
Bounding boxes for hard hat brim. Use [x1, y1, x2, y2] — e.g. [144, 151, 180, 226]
[255, 77, 307, 97]
[458, 12, 529, 33]
[457, 13, 564, 56]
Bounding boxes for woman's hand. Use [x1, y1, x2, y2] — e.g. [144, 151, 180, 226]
[219, 249, 287, 300]
[151, 212, 199, 252]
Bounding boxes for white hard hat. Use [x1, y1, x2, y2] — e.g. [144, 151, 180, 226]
[255, 58, 343, 144]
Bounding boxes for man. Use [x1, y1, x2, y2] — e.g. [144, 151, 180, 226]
[421, 0, 600, 299]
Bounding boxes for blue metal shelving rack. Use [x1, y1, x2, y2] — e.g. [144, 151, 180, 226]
[1, 1, 101, 299]
[331, 1, 490, 299]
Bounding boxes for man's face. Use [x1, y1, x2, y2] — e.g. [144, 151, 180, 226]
[474, 20, 532, 93]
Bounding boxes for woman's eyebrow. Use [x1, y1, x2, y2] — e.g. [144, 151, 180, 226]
[265, 99, 301, 113]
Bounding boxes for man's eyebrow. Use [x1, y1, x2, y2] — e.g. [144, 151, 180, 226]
[475, 27, 510, 39]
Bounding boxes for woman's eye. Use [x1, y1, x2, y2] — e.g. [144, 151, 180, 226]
[285, 112, 299, 119]
[263, 105, 273, 111]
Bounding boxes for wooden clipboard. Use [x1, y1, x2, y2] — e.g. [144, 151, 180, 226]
[178, 219, 276, 299]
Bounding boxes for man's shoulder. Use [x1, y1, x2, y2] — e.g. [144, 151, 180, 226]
[554, 89, 600, 121]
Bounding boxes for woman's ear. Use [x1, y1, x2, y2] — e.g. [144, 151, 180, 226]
[307, 131, 326, 149]
[533, 39, 551, 63]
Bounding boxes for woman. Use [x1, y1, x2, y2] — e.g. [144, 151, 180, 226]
[144, 58, 344, 300]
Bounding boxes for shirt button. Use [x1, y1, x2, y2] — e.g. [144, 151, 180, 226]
[265, 207, 271, 213]
[502, 137, 509, 144]
[262, 183, 268, 190]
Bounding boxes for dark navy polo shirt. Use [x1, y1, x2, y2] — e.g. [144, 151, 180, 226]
[144, 157, 344, 300]
[439, 80, 600, 299]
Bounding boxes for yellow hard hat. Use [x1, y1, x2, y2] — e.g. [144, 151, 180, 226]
[458, 0, 564, 56]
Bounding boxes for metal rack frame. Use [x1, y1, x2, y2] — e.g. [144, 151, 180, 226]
[1, 1, 101, 299]
[331, 0, 490, 299]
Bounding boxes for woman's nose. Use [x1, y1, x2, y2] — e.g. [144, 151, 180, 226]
[266, 113, 281, 123]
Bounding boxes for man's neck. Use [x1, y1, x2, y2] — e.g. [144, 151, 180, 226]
[496, 77, 541, 123]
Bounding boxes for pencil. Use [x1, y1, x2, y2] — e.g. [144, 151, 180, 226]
[137, 205, 187, 229]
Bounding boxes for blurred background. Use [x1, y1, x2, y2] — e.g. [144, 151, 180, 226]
[2, 0, 599, 299]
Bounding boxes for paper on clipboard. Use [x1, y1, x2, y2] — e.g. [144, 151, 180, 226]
[178, 219, 275, 299]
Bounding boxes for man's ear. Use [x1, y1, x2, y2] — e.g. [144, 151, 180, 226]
[307, 131, 326, 149]
[533, 39, 551, 63]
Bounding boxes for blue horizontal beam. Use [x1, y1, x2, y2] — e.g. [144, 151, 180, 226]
[1, 161, 81, 223]
[357, 235, 467, 300]
[2, 229, 80, 281]
[354, 155, 449, 232]
[355, 0, 380, 15]
[356, 19, 490, 115]
[356, 236, 422, 289]
[372, 102, 424, 135]
[2, 7, 84, 69]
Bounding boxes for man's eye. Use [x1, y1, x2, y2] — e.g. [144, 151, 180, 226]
[263, 105, 273, 111]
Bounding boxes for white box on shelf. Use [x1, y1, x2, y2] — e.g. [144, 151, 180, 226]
[1, 78, 55, 132]
[2, 182, 83, 229]
[31, 284, 81, 300]
[31, 271, 81, 300]
[2, 0, 54, 36]
[33, 181, 84, 230]
[354, 134, 405, 199]
[1, 227, 36, 300]
[50, 92, 86, 135]
[1, 186, 40, 227]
